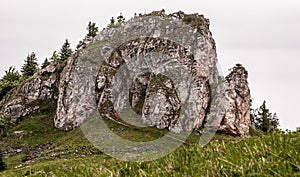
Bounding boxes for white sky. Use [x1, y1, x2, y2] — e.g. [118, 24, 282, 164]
[0, 0, 299, 130]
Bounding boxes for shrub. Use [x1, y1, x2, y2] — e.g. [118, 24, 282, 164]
[0, 114, 11, 129]
[0, 67, 22, 100]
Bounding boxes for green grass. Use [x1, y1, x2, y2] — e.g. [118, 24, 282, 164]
[0, 100, 300, 176]
[1, 131, 299, 176]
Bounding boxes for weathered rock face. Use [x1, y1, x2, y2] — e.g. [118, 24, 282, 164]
[55, 11, 219, 133]
[55, 12, 250, 136]
[0, 11, 251, 136]
[139, 73, 181, 130]
[0, 61, 60, 123]
[55, 52, 99, 130]
[219, 65, 251, 136]
[95, 36, 212, 132]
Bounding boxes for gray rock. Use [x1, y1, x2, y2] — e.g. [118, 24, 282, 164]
[0, 11, 251, 137]
[0, 61, 60, 123]
[219, 65, 251, 136]
[51, 11, 252, 136]
[94, 12, 218, 133]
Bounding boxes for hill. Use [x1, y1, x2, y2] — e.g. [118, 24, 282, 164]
[0, 10, 298, 176]
[0, 99, 299, 176]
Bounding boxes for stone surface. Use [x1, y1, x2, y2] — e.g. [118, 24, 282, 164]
[0, 61, 60, 123]
[219, 65, 251, 136]
[0, 11, 251, 136]
[95, 39, 212, 133]
[94, 12, 218, 133]
[55, 37, 99, 131]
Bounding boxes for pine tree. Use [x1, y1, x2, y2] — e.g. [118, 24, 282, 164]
[86, 21, 98, 38]
[107, 17, 115, 28]
[50, 51, 59, 61]
[271, 113, 280, 129]
[41, 58, 50, 69]
[110, 17, 115, 24]
[254, 101, 279, 132]
[117, 13, 125, 24]
[21, 52, 39, 78]
[59, 39, 72, 61]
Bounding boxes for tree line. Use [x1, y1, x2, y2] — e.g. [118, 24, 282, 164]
[250, 100, 280, 133]
[0, 14, 128, 101]
[0, 39, 72, 100]
[0, 21, 100, 101]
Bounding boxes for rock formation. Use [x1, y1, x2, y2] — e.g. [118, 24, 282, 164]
[94, 36, 212, 133]
[0, 61, 60, 123]
[219, 64, 251, 136]
[0, 11, 251, 136]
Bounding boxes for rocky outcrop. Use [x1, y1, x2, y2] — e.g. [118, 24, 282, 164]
[54, 37, 98, 131]
[55, 11, 251, 135]
[0, 11, 251, 136]
[219, 64, 251, 136]
[0, 61, 60, 123]
[54, 11, 219, 133]
[95, 36, 212, 133]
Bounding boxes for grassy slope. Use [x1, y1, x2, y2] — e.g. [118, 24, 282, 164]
[0, 101, 300, 176]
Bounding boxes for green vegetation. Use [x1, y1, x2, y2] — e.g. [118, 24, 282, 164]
[117, 13, 126, 25]
[226, 63, 248, 81]
[251, 100, 279, 133]
[86, 21, 98, 38]
[50, 51, 59, 62]
[1, 124, 299, 176]
[107, 13, 125, 28]
[41, 58, 50, 69]
[0, 98, 299, 176]
[0, 15, 298, 176]
[0, 153, 6, 172]
[59, 39, 72, 62]
[107, 17, 115, 28]
[21, 52, 39, 78]
[0, 114, 11, 131]
[0, 67, 23, 100]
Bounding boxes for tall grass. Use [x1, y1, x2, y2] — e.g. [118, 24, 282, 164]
[1, 130, 299, 176]
[0, 100, 299, 176]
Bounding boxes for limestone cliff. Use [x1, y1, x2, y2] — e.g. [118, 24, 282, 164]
[0, 11, 251, 136]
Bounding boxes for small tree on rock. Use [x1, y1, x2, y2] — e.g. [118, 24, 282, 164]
[86, 21, 98, 38]
[107, 17, 115, 28]
[107, 13, 125, 28]
[59, 39, 72, 61]
[21, 52, 39, 78]
[117, 13, 125, 24]
[50, 51, 59, 61]
[41, 58, 50, 69]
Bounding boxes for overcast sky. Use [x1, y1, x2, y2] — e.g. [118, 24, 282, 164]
[0, 0, 299, 130]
